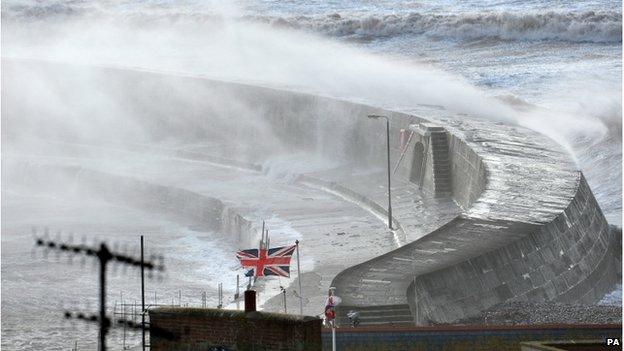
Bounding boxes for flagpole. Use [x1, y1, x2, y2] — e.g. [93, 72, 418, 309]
[295, 240, 303, 317]
[328, 287, 337, 351]
[261, 221, 266, 249]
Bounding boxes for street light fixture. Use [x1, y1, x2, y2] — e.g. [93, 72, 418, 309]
[367, 114, 393, 230]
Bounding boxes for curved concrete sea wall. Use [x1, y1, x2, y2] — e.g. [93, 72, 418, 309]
[4, 161, 259, 248]
[409, 175, 616, 323]
[4, 59, 619, 324]
[333, 115, 619, 324]
[446, 132, 488, 209]
[2, 59, 422, 170]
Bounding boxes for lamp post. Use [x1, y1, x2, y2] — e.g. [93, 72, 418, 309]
[367, 115, 393, 230]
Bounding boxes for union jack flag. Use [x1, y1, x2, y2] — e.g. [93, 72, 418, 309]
[236, 245, 296, 277]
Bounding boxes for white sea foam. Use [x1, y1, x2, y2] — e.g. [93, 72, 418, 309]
[3, 2, 618, 209]
[4, 3, 620, 44]
[251, 11, 623, 43]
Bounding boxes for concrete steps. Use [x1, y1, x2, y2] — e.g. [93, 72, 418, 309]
[336, 304, 414, 327]
[429, 131, 452, 197]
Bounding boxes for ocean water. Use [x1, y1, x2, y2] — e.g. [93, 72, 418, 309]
[3, 0, 621, 224]
[1, 1, 622, 348]
[237, 0, 623, 225]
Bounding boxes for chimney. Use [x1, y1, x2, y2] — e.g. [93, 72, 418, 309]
[244, 290, 256, 312]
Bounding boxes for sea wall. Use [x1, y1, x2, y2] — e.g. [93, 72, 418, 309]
[3, 161, 260, 248]
[4, 59, 619, 324]
[333, 113, 619, 324]
[404, 115, 619, 323]
[1, 59, 423, 171]
[410, 175, 617, 323]
[446, 132, 487, 209]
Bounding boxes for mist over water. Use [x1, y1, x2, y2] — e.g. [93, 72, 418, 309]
[3, 0, 621, 223]
[1, 0, 622, 348]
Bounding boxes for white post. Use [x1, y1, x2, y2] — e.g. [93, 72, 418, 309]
[332, 324, 336, 351]
[235, 274, 240, 300]
[218, 283, 223, 309]
[414, 276, 419, 325]
[295, 240, 303, 317]
[260, 221, 266, 250]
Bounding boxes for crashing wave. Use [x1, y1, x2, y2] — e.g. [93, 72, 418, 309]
[250, 11, 622, 44]
[3, 2, 621, 44]
[1, 3, 85, 20]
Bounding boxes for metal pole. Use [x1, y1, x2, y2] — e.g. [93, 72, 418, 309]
[332, 324, 336, 351]
[98, 244, 111, 351]
[368, 115, 393, 230]
[140, 236, 145, 351]
[282, 287, 287, 314]
[218, 283, 223, 309]
[385, 118, 393, 230]
[414, 275, 418, 325]
[261, 221, 265, 249]
[122, 295, 126, 350]
[99, 266, 105, 351]
[295, 240, 303, 317]
[235, 274, 240, 300]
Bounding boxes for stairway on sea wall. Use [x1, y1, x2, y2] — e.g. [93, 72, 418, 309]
[406, 123, 453, 198]
[428, 129, 452, 197]
[333, 115, 620, 325]
[5, 59, 617, 327]
[337, 304, 413, 327]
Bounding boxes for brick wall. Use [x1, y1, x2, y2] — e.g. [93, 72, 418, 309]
[149, 308, 322, 351]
